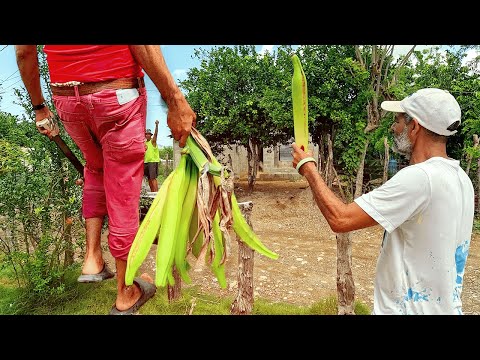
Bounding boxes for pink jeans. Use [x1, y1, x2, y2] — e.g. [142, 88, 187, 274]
[53, 87, 147, 260]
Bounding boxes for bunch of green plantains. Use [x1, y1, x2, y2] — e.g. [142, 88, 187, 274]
[126, 128, 278, 288]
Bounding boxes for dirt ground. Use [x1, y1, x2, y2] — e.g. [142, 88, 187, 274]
[105, 179, 480, 314]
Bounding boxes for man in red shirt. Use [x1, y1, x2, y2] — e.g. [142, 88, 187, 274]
[15, 45, 196, 314]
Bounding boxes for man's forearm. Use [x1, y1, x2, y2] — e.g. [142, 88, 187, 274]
[301, 162, 349, 232]
[129, 45, 183, 106]
[15, 45, 44, 105]
[153, 123, 159, 145]
[301, 162, 377, 232]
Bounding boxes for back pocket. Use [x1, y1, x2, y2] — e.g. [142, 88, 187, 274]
[105, 137, 145, 164]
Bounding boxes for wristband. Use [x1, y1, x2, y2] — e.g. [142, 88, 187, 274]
[32, 102, 46, 111]
[296, 157, 317, 173]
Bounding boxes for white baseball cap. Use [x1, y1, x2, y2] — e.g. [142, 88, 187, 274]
[381, 88, 461, 136]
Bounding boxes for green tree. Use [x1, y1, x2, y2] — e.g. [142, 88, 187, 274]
[394, 46, 480, 208]
[260, 45, 371, 195]
[393, 46, 480, 162]
[158, 145, 174, 179]
[180, 45, 293, 191]
[0, 46, 84, 305]
[159, 145, 173, 160]
[300, 46, 370, 190]
[351, 45, 417, 198]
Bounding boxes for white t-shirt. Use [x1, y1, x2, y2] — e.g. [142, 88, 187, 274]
[355, 157, 474, 315]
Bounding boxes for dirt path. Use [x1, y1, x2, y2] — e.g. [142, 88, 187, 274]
[106, 179, 480, 314]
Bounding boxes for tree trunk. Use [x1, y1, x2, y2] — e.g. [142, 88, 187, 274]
[336, 232, 355, 315]
[466, 134, 479, 175]
[382, 137, 389, 184]
[167, 266, 182, 302]
[253, 140, 259, 183]
[319, 133, 326, 174]
[231, 201, 255, 315]
[324, 135, 330, 185]
[326, 134, 334, 188]
[317, 146, 322, 172]
[331, 166, 347, 202]
[246, 139, 258, 193]
[331, 163, 355, 315]
[477, 157, 480, 215]
[354, 140, 369, 199]
[227, 153, 233, 172]
[165, 153, 169, 176]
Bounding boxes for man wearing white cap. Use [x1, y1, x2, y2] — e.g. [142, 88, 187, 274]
[292, 88, 474, 315]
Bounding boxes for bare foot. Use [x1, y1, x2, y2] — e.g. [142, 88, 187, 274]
[81, 259, 105, 275]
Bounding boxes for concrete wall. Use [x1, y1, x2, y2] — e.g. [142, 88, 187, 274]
[173, 139, 318, 181]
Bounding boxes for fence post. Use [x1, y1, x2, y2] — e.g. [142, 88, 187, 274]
[231, 201, 255, 315]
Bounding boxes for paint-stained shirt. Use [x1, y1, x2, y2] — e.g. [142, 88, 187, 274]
[355, 157, 474, 315]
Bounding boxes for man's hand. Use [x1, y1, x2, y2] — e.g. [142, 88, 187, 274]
[35, 106, 58, 139]
[291, 142, 316, 176]
[36, 117, 59, 139]
[167, 96, 196, 148]
[155, 119, 159, 126]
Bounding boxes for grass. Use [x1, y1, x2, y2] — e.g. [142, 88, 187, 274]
[0, 270, 371, 315]
[473, 218, 480, 232]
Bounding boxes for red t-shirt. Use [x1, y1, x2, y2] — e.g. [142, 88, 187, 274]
[43, 45, 143, 83]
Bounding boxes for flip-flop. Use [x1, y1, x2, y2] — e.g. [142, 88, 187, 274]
[109, 278, 156, 315]
[77, 263, 115, 283]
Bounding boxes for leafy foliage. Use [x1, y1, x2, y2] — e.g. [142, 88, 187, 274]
[0, 46, 84, 301]
[393, 46, 480, 176]
[299, 46, 371, 176]
[159, 145, 173, 160]
[180, 45, 293, 153]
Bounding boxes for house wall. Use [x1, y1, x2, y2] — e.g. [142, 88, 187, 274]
[173, 139, 318, 180]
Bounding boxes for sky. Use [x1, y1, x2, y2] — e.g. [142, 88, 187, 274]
[0, 45, 475, 147]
